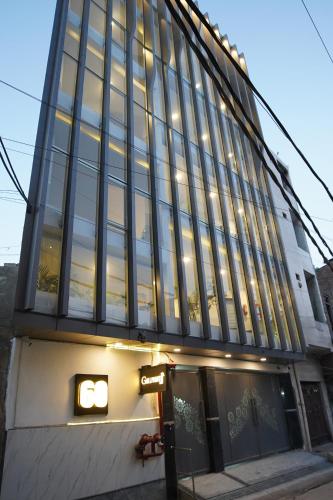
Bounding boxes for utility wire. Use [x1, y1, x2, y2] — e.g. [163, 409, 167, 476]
[300, 0, 333, 65]
[5, 141, 333, 224]
[0, 32, 331, 263]
[166, 0, 333, 269]
[183, 0, 333, 205]
[0, 137, 31, 210]
[171, 0, 333, 259]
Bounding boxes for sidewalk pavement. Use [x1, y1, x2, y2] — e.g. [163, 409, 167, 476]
[178, 449, 333, 499]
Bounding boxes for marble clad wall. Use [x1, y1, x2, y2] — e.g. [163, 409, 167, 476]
[1, 420, 165, 500]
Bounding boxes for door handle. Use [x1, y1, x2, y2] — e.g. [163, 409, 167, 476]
[251, 398, 259, 426]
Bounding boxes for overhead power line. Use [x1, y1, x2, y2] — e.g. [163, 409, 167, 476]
[300, 0, 333, 65]
[0, 137, 31, 211]
[183, 0, 333, 205]
[4, 141, 333, 225]
[166, 0, 333, 269]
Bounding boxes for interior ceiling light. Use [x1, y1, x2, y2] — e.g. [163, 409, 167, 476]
[106, 343, 160, 353]
[225, 354, 232, 358]
[260, 357, 267, 362]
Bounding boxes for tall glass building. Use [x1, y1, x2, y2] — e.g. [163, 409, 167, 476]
[17, 0, 304, 356]
[6, 2, 333, 500]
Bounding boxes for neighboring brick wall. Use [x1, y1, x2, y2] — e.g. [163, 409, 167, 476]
[0, 263, 18, 484]
[316, 262, 333, 338]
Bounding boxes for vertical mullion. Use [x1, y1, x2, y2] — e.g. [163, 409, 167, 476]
[204, 100, 248, 342]
[158, 0, 190, 336]
[126, 0, 138, 327]
[58, 0, 90, 316]
[96, 1, 112, 323]
[229, 123, 275, 348]
[19, 0, 69, 310]
[184, 41, 229, 342]
[145, 0, 166, 332]
[174, 29, 211, 340]
[208, 45, 262, 347]
[240, 135, 288, 350]
[238, 72, 304, 351]
[218, 53, 277, 348]
[195, 57, 231, 342]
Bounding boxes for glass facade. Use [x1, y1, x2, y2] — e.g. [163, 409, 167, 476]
[31, 0, 302, 353]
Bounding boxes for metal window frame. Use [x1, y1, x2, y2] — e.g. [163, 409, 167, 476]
[157, 0, 190, 336]
[16, 0, 70, 311]
[173, 27, 212, 340]
[58, 0, 91, 316]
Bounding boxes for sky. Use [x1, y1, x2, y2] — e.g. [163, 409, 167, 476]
[0, 0, 332, 267]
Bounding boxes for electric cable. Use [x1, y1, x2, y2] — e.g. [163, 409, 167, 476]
[165, 0, 333, 269]
[0, 32, 331, 266]
[7, 143, 333, 226]
[182, 0, 333, 204]
[1, 73, 331, 249]
[300, 0, 333, 66]
[169, 0, 333, 258]
[0, 137, 31, 210]
[6, 142, 333, 225]
[173, 0, 333, 258]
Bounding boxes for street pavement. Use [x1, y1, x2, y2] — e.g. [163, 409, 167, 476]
[291, 480, 333, 499]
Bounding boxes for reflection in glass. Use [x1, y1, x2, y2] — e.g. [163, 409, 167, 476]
[181, 214, 202, 335]
[106, 226, 127, 324]
[86, 2, 106, 77]
[159, 204, 180, 332]
[81, 69, 103, 128]
[69, 164, 98, 319]
[200, 223, 221, 332]
[135, 193, 156, 328]
[216, 231, 239, 341]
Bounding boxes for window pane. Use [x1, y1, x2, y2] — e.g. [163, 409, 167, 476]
[183, 81, 198, 144]
[200, 223, 221, 333]
[191, 145, 207, 222]
[133, 39, 146, 107]
[168, 69, 182, 133]
[181, 214, 202, 335]
[174, 132, 191, 213]
[81, 70, 103, 128]
[35, 152, 68, 314]
[216, 231, 239, 342]
[135, 193, 156, 328]
[86, 2, 106, 77]
[159, 204, 180, 332]
[106, 227, 127, 324]
[57, 53, 78, 112]
[232, 238, 253, 344]
[108, 182, 125, 226]
[78, 123, 100, 167]
[69, 164, 98, 319]
[112, 0, 126, 27]
[153, 60, 166, 122]
[64, 0, 84, 59]
[111, 42, 126, 93]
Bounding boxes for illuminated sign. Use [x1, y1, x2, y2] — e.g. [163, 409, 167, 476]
[139, 365, 167, 395]
[74, 374, 108, 416]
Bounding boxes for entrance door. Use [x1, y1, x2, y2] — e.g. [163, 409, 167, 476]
[172, 370, 210, 475]
[301, 382, 330, 446]
[216, 371, 289, 465]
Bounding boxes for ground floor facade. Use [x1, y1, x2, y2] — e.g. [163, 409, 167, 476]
[1, 338, 333, 500]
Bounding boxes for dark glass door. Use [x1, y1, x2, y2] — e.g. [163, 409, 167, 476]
[216, 371, 289, 464]
[216, 372, 259, 464]
[172, 370, 210, 475]
[252, 373, 289, 456]
[301, 382, 330, 446]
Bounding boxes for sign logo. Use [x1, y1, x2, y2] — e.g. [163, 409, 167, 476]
[139, 365, 167, 395]
[74, 374, 108, 416]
